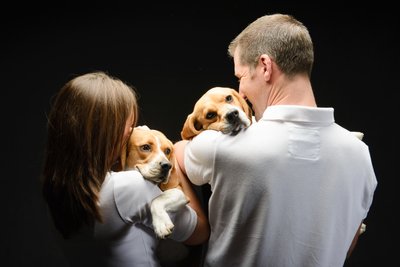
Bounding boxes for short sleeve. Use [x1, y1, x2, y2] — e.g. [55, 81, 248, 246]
[184, 130, 221, 185]
[168, 206, 197, 242]
[113, 170, 161, 228]
[112, 170, 198, 242]
[361, 145, 378, 219]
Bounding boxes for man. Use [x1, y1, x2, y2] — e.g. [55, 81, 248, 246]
[175, 13, 377, 267]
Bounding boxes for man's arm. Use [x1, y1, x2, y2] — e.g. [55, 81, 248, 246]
[174, 140, 210, 245]
[347, 222, 365, 258]
[175, 140, 189, 175]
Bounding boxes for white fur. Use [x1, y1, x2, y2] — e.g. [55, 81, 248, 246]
[231, 105, 251, 127]
[151, 188, 189, 239]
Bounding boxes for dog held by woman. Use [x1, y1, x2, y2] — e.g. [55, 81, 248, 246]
[118, 125, 189, 239]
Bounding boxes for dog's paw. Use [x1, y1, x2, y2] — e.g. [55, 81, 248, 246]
[359, 223, 367, 234]
[351, 131, 364, 140]
[166, 189, 190, 212]
[152, 209, 175, 239]
[150, 189, 189, 239]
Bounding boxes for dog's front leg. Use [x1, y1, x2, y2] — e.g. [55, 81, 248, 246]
[151, 188, 189, 239]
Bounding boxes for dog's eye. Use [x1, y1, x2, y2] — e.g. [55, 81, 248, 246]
[206, 112, 217, 120]
[141, 144, 151, 151]
[164, 148, 171, 155]
[225, 95, 233, 102]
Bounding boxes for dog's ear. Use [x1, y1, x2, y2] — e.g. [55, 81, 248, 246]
[181, 114, 203, 140]
[232, 90, 253, 122]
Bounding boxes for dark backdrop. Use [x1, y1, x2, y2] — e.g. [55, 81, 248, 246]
[2, 2, 398, 266]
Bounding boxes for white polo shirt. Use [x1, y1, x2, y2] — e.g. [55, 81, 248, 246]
[185, 105, 377, 267]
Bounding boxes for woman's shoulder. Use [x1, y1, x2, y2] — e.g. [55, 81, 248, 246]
[110, 169, 143, 183]
[104, 170, 161, 224]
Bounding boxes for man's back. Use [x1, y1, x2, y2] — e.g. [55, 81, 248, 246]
[184, 105, 377, 267]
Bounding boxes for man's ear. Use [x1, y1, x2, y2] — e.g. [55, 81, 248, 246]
[260, 54, 273, 81]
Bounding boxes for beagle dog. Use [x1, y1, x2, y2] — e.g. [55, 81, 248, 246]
[119, 125, 189, 239]
[181, 86, 254, 140]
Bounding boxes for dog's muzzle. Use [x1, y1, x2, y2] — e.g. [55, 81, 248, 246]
[224, 110, 249, 135]
[226, 110, 240, 124]
[160, 162, 172, 179]
[136, 161, 172, 184]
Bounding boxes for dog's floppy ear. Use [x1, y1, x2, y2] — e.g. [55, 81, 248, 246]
[232, 89, 253, 122]
[181, 114, 203, 140]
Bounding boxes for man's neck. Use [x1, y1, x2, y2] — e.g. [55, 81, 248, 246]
[267, 74, 316, 107]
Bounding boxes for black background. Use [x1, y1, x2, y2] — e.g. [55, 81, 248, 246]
[2, 2, 398, 266]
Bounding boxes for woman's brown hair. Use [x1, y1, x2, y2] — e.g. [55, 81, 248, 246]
[41, 71, 138, 238]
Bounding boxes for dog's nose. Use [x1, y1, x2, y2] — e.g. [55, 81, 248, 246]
[161, 162, 172, 175]
[226, 110, 239, 123]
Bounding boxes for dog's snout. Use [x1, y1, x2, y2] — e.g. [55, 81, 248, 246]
[161, 162, 172, 174]
[226, 110, 239, 123]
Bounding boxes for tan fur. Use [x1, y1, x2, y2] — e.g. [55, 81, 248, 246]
[119, 125, 190, 239]
[120, 125, 182, 191]
[181, 87, 253, 140]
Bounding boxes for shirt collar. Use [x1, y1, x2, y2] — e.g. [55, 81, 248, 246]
[261, 105, 334, 125]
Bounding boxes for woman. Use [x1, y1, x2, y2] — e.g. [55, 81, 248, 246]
[41, 71, 209, 267]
